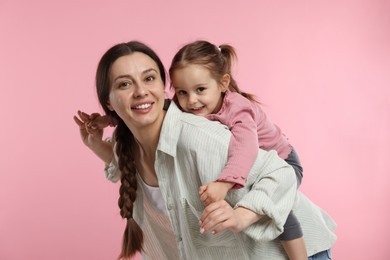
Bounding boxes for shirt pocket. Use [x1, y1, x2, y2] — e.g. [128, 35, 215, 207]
[181, 198, 238, 249]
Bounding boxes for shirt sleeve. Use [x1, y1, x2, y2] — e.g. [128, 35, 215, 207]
[214, 104, 259, 189]
[234, 150, 297, 241]
[103, 137, 121, 183]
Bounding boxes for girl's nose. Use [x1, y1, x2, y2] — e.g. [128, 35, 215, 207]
[188, 93, 197, 104]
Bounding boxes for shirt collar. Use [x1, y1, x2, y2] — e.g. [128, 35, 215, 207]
[157, 101, 182, 157]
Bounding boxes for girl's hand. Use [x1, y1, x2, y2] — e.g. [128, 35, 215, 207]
[199, 182, 234, 206]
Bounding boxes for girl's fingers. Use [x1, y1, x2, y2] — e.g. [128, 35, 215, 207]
[200, 192, 208, 203]
[199, 185, 207, 194]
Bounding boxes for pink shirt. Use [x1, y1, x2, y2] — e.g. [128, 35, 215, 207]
[206, 91, 292, 188]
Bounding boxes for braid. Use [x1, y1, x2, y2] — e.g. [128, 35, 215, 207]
[95, 41, 167, 259]
[115, 121, 143, 259]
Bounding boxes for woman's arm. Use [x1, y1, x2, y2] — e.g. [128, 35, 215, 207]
[200, 150, 297, 240]
[234, 150, 297, 241]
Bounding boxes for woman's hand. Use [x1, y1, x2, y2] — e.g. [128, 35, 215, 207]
[73, 110, 114, 164]
[199, 200, 262, 235]
[73, 111, 105, 148]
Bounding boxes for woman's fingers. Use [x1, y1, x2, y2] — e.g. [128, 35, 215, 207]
[77, 110, 91, 122]
[73, 115, 84, 127]
[89, 113, 101, 119]
[200, 200, 234, 234]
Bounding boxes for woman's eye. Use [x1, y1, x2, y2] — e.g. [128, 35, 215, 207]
[145, 76, 155, 82]
[119, 81, 131, 88]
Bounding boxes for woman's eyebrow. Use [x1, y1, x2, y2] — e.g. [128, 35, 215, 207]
[112, 68, 158, 84]
[113, 74, 131, 83]
[142, 68, 158, 75]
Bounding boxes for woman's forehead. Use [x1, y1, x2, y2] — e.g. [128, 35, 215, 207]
[110, 52, 159, 78]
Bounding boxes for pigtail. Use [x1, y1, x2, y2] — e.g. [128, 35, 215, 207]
[219, 44, 258, 102]
[115, 122, 143, 259]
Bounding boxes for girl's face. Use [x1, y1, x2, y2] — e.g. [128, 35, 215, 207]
[107, 52, 165, 131]
[171, 64, 228, 116]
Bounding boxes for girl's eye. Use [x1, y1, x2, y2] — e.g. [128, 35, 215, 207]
[196, 87, 206, 93]
[176, 90, 187, 95]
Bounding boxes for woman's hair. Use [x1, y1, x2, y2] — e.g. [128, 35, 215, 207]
[169, 40, 257, 102]
[95, 41, 166, 259]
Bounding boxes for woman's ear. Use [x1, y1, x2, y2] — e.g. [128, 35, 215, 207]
[106, 100, 114, 111]
[220, 73, 231, 92]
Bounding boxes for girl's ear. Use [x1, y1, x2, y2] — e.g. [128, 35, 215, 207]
[220, 73, 231, 92]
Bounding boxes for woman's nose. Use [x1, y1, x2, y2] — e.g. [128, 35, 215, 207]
[133, 83, 147, 98]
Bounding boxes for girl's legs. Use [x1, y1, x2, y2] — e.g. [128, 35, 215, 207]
[308, 249, 332, 260]
[279, 211, 307, 260]
[284, 146, 303, 187]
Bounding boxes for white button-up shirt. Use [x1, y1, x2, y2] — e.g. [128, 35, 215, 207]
[105, 102, 337, 259]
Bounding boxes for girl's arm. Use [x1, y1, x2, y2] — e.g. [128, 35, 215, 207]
[210, 102, 259, 189]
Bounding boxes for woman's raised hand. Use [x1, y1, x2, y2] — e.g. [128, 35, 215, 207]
[73, 110, 115, 164]
[73, 111, 106, 148]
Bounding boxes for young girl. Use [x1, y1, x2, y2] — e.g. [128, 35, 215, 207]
[169, 40, 306, 260]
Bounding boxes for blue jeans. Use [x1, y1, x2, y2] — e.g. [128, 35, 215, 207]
[308, 249, 332, 260]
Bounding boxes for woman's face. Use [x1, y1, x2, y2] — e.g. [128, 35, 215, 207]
[107, 52, 166, 131]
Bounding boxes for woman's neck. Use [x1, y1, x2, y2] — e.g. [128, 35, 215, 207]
[124, 111, 166, 186]
[133, 131, 161, 187]
[125, 111, 166, 157]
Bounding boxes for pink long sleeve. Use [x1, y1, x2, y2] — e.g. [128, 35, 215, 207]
[207, 92, 259, 188]
[206, 91, 292, 189]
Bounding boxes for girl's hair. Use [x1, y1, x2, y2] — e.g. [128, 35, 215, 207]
[95, 41, 166, 259]
[169, 40, 257, 102]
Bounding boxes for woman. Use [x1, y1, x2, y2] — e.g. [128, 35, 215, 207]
[74, 41, 336, 260]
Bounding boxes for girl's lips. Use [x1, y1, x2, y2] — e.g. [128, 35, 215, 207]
[190, 106, 206, 115]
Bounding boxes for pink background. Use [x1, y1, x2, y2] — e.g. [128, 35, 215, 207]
[1, 0, 389, 259]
